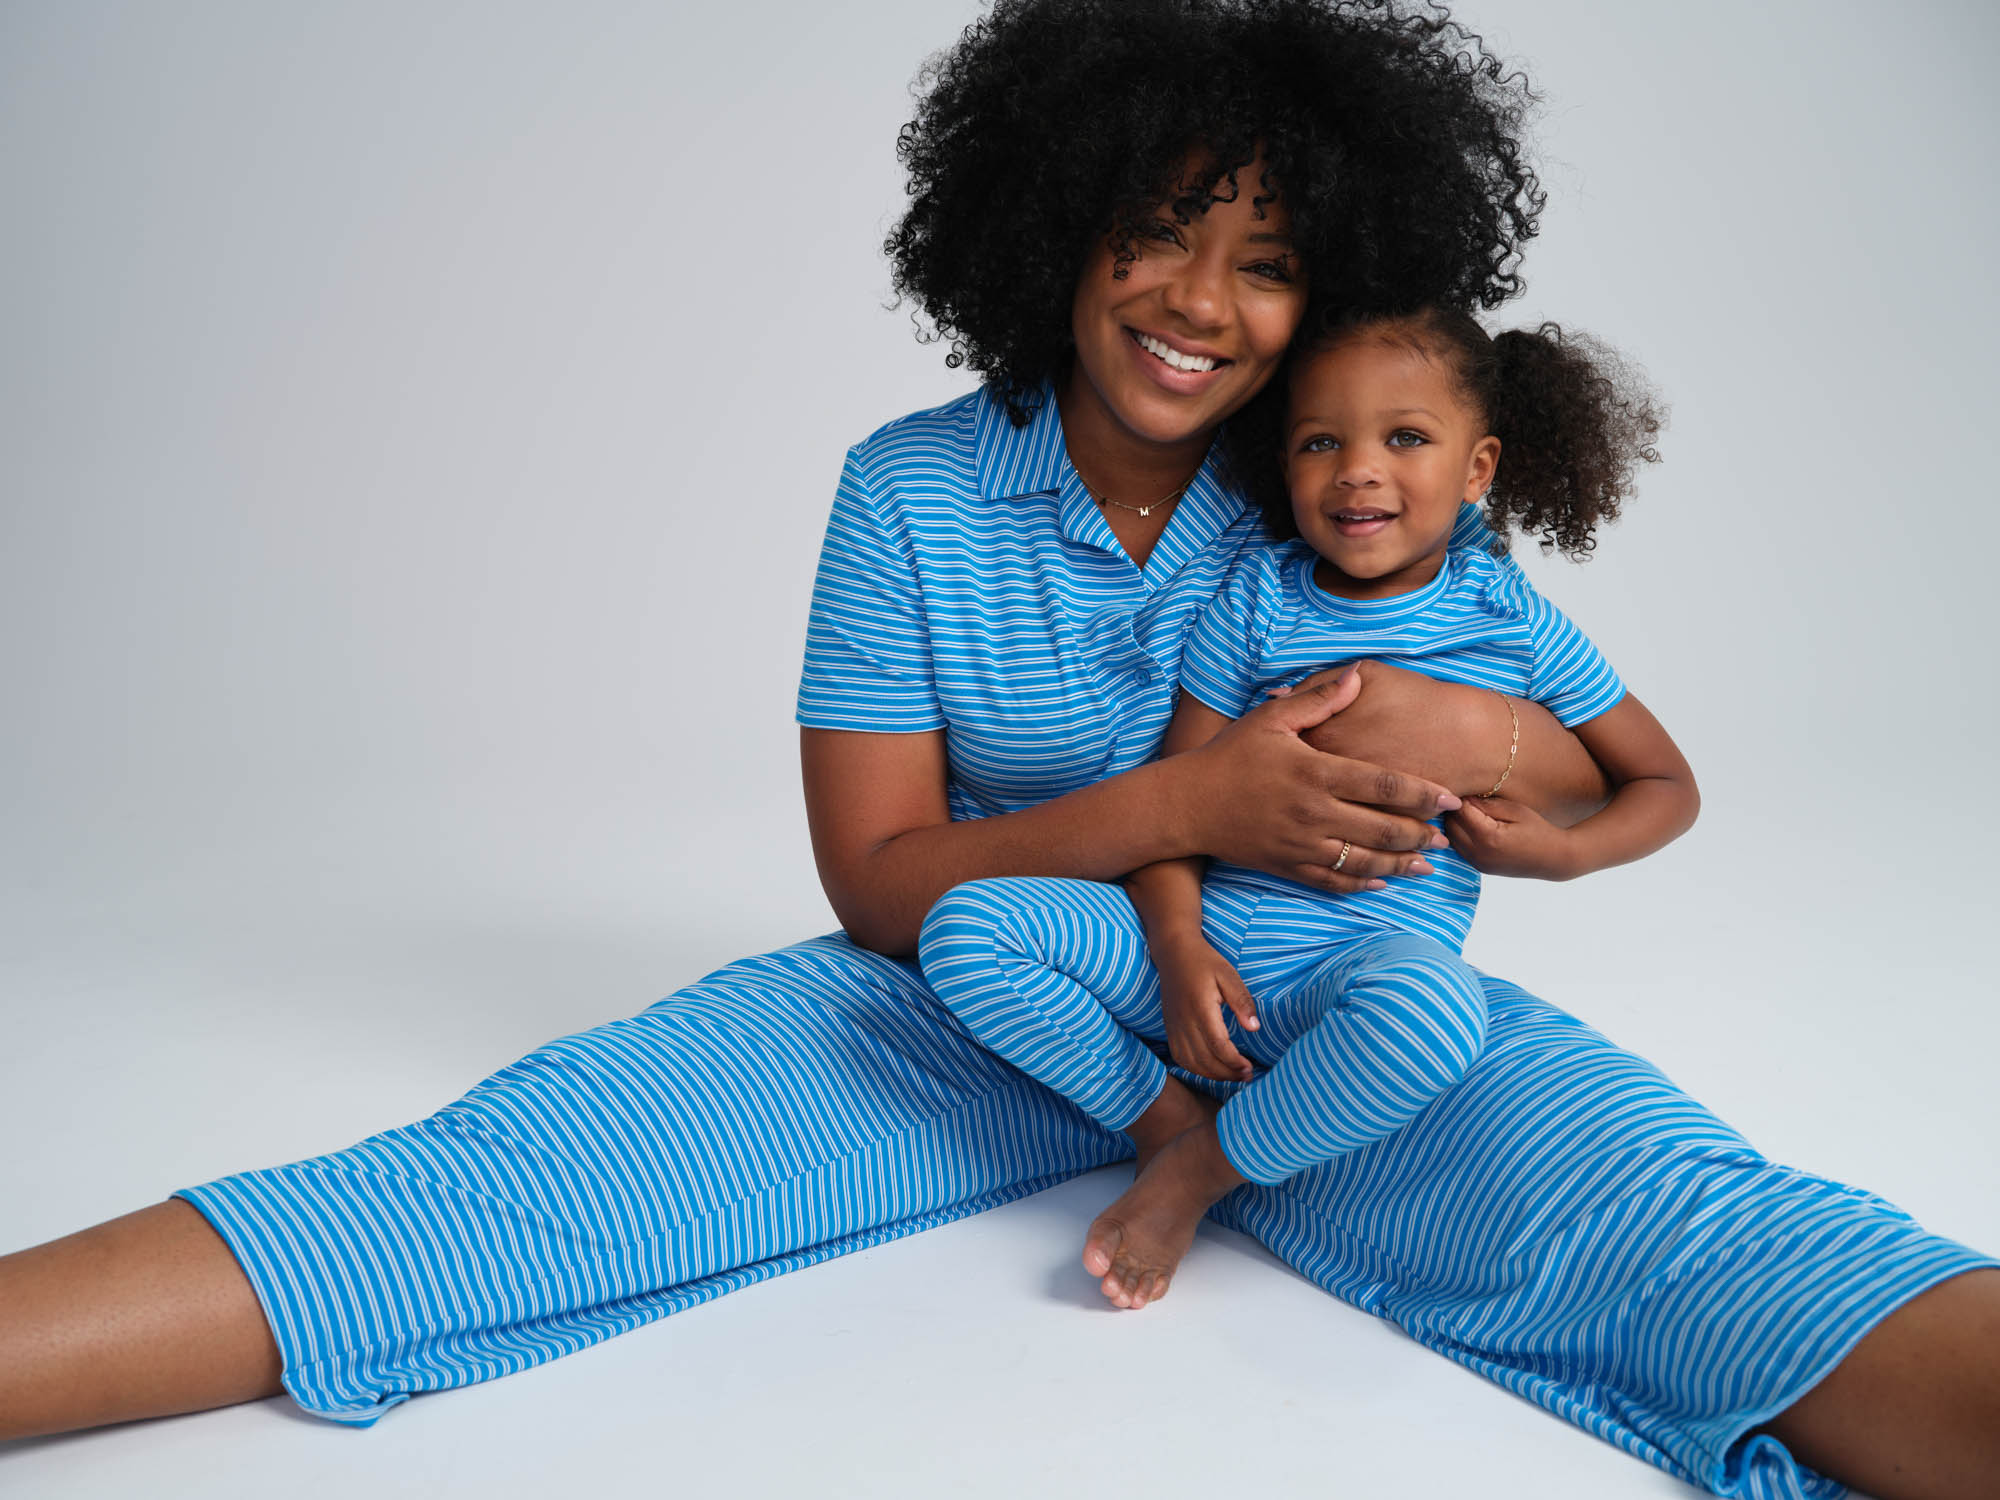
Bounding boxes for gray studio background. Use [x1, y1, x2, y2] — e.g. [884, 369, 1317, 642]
[3, 1, 1995, 1497]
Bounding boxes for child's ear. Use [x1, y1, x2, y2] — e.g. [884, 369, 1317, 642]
[1465, 435, 1501, 500]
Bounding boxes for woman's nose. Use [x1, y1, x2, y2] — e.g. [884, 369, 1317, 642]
[1159, 252, 1229, 329]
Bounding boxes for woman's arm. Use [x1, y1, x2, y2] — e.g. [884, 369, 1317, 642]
[1442, 693, 1699, 880]
[1295, 659, 1612, 826]
[803, 673, 1457, 957]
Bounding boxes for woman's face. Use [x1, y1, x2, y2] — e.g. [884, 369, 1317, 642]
[1066, 159, 1307, 451]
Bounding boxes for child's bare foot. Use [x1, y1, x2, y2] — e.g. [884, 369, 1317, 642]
[1082, 1122, 1245, 1309]
[1125, 1076, 1220, 1174]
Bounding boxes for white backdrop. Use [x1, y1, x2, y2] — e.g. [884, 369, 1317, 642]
[2, 2, 1995, 1496]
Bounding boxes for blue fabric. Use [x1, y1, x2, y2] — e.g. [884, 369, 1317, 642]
[920, 875, 1490, 1186]
[1181, 537, 1625, 730]
[178, 386, 1993, 1499]
[1183, 537, 1627, 950]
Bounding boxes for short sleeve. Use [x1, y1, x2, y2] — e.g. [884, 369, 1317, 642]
[1178, 557, 1275, 719]
[1523, 591, 1626, 726]
[795, 448, 946, 732]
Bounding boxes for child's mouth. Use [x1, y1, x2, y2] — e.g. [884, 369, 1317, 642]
[1332, 509, 1396, 537]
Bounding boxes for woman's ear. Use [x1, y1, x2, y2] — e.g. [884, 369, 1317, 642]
[1465, 435, 1501, 499]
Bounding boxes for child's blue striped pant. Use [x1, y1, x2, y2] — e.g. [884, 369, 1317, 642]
[918, 875, 1486, 1185]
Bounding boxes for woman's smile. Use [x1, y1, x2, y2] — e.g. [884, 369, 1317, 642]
[1059, 153, 1307, 487]
[1126, 327, 1230, 380]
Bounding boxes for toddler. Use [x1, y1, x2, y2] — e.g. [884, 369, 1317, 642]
[919, 308, 1695, 1308]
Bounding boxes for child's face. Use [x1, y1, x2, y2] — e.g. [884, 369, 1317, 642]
[1283, 336, 1500, 600]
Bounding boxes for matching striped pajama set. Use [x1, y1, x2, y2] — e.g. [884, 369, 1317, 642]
[178, 385, 1991, 1497]
[919, 536, 1628, 1187]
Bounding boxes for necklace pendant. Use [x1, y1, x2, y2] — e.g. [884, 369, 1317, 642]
[1138, 505, 1152, 517]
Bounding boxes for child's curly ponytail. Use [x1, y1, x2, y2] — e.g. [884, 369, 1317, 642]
[1484, 322, 1663, 557]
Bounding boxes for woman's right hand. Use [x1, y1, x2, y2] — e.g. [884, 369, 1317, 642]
[1177, 672, 1457, 895]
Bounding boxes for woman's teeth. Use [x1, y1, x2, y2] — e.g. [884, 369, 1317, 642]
[1134, 332, 1218, 373]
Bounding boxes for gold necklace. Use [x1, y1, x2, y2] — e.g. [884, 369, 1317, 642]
[1084, 477, 1195, 519]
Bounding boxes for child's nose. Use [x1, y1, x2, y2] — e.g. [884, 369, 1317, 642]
[1336, 453, 1383, 487]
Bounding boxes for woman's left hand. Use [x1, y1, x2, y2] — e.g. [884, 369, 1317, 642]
[1297, 660, 1611, 826]
[1442, 797, 1578, 880]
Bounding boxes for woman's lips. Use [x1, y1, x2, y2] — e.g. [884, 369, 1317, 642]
[1125, 328, 1230, 392]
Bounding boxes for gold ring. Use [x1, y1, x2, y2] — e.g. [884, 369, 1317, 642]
[1332, 841, 1352, 872]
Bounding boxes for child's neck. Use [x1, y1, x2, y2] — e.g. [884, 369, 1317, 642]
[1311, 544, 1450, 602]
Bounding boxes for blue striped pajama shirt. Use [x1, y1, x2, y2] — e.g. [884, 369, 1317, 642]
[177, 384, 1991, 1498]
[920, 536, 1629, 1186]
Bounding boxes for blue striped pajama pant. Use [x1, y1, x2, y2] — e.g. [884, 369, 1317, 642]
[918, 876, 1489, 1185]
[178, 925, 1992, 1498]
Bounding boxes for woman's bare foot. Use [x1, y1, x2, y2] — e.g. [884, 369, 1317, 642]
[1124, 1076, 1220, 1173]
[1082, 1122, 1245, 1309]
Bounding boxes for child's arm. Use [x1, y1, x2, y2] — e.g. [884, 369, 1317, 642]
[1443, 692, 1697, 880]
[1125, 694, 1300, 1082]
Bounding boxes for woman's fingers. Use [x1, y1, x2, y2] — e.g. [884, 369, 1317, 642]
[1288, 865, 1388, 897]
[1195, 692, 1458, 877]
[1312, 839, 1436, 882]
[1248, 667, 1361, 728]
[1316, 755, 1460, 824]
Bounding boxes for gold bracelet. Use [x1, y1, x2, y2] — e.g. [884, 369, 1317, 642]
[1485, 692, 1520, 798]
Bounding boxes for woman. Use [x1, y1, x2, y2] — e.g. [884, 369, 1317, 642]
[3, 2, 1994, 1496]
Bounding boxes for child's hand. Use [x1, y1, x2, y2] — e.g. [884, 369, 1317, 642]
[1153, 935, 1260, 1083]
[1443, 796, 1578, 880]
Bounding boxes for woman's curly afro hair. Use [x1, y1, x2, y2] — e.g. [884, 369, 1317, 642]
[886, 0, 1544, 426]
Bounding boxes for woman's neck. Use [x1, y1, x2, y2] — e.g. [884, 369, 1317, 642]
[1056, 365, 1215, 506]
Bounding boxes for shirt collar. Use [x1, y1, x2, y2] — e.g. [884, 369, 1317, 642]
[972, 378, 1250, 572]
[973, 381, 1068, 502]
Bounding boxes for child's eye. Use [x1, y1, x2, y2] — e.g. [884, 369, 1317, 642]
[1387, 429, 1428, 448]
[1298, 435, 1339, 454]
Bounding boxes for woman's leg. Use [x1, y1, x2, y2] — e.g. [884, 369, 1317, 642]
[0, 1201, 280, 1439]
[0, 933, 1125, 1437]
[1760, 1268, 2000, 1500]
[1211, 972, 1998, 1499]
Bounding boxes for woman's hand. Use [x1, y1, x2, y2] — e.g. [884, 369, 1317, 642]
[1443, 796, 1578, 880]
[1153, 932, 1261, 1083]
[1297, 660, 1611, 826]
[1176, 673, 1457, 896]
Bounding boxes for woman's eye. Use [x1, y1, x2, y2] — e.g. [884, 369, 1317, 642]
[1387, 429, 1428, 448]
[1246, 259, 1295, 283]
[1142, 220, 1183, 245]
